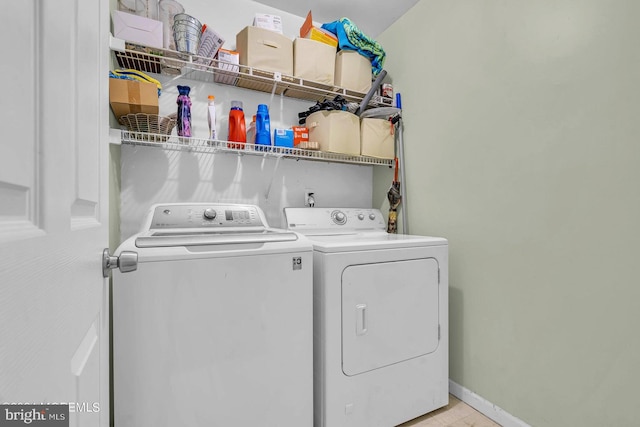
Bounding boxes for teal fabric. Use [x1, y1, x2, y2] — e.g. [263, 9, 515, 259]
[321, 18, 386, 76]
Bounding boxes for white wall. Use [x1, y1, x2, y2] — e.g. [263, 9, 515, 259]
[120, 145, 372, 239]
[116, 0, 374, 241]
[377, 1, 640, 426]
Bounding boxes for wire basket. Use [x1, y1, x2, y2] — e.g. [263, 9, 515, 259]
[118, 113, 177, 141]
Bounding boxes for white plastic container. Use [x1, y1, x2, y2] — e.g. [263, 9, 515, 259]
[247, 115, 257, 144]
[207, 95, 217, 140]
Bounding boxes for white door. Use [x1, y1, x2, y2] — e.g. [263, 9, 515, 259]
[0, 1, 109, 426]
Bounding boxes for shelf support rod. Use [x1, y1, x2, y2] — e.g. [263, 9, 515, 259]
[269, 72, 281, 108]
[263, 155, 282, 200]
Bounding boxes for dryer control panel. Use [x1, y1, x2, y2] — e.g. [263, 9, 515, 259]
[284, 208, 386, 232]
[146, 203, 266, 229]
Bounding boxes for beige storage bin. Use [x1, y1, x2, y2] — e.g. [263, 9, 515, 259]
[306, 110, 360, 155]
[236, 26, 293, 75]
[293, 38, 336, 85]
[360, 118, 395, 159]
[335, 50, 372, 93]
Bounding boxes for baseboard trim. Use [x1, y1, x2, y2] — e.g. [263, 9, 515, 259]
[449, 380, 531, 427]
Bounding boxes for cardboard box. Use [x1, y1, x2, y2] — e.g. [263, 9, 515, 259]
[236, 26, 293, 75]
[112, 10, 163, 49]
[335, 50, 372, 94]
[109, 78, 159, 118]
[305, 27, 338, 48]
[293, 38, 336, 85]
[274, 129, 294, 148]
[306, 110, 360, 155]
[196, 25, 225, 62]
[360, 118, 395, 159]
[292, 126, 309, 146]
[215, 48, 240, 84]
[253, 14, 283, 34]
[300, 11, 338, 48]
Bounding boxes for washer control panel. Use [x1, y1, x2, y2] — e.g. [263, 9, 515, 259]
[285, 208, 386, 231]
[148, 203, 265, 229]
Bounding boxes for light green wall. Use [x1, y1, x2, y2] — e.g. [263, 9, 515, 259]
[376, 1, 640, 425]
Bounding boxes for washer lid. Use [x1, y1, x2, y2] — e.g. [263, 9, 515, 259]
[135, 228, 298, 248]
[122, 202, 302, 249]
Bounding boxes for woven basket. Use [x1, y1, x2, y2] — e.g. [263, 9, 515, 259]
[118, 113, 177, 142]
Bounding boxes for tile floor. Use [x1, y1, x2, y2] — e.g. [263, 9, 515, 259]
[398, 395, 502, 427]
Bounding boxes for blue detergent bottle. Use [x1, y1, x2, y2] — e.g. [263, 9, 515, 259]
[255, 104, 271, 150]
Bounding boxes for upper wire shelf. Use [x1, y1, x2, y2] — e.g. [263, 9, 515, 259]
[109, 36, 394, 107]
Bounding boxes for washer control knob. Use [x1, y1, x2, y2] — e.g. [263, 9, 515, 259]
[331, 210, 347, 225]
[203, 208, 217, 220]
[369, 213, 376, 221]
[357, 213, 365, 220]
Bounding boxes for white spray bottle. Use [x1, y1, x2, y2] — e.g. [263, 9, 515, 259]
[207, 95, 217, 140]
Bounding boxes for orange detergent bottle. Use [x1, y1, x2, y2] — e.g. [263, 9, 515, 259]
[228, 100, 246, 148]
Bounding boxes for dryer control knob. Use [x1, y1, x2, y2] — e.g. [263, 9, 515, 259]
[332, 210, 347, 225]
[203, 208, 217, 220]
[357, 213, 365, 220]
[369, 213, 376, 220]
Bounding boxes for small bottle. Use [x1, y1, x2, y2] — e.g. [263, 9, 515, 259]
[255, 104, 271, 151]
[247, 115, 257, 145]
[228, 100, 246, 149]
[176, 85, 192, 138]
[207, 95, 217, 141]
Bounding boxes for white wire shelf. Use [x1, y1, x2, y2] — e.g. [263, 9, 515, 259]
[120, 131, 394, 167]
[109, 36, 394, 107]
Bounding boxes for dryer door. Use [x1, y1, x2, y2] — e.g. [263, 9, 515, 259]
[342, 258, 440, 376]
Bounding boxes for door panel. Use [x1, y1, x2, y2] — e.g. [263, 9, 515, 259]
[0, 1, 39, 239]
[342, 258, 440, 376]
[0, 1, 109, 426]
[72, 0, 101, 229]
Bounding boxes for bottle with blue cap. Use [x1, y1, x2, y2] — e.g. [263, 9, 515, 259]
[255, 104, 271, 150]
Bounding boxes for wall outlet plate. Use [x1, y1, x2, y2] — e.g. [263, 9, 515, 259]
[304, 189, 315, 207]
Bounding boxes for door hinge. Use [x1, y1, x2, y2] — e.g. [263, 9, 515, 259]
[102, 248, 138, 278]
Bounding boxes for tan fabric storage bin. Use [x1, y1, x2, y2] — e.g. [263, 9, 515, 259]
[293, 38, 336, 85]
[334, 50, 372, 93]
[236, 26, 293, 75]
[306, 110, 360, 155]
[360, 118, 395, 159]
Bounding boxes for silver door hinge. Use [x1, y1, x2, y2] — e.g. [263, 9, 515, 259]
[102, 248, 138, 278]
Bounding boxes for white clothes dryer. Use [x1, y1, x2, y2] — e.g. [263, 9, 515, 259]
[284, 207, 448, 427]
[112, 203, 313, 427]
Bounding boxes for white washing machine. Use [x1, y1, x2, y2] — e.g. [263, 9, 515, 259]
[111, 203, 313, 427]
[284, 207, 449, 427]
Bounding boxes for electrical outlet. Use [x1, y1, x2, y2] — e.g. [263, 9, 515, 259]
[304, 189, 315, 207]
